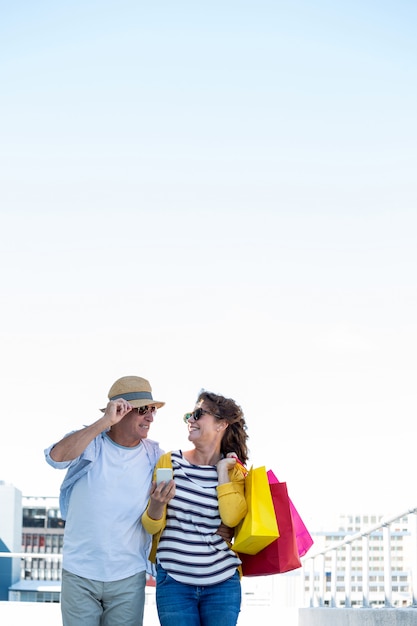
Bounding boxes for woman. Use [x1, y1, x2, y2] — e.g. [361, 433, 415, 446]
[142, 389, 249, 626]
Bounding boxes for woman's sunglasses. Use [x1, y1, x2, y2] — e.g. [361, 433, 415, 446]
[183, 408, 222, 423]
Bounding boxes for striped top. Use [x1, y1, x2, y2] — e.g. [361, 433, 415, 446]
[156, 450, 242, 586]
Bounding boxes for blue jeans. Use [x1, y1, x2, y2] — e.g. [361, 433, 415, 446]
[156, 565, 241, 626]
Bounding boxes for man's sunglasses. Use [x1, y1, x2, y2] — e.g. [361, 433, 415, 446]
[183, 408, 222, 423]
[135, 406, 156, 415]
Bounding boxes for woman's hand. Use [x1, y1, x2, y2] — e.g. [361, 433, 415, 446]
[216, 522, 234, 543]
[146, 479, 176, 520]
[216, 452, 238, 484]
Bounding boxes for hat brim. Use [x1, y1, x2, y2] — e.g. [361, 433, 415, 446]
[100, 399, 165, 412]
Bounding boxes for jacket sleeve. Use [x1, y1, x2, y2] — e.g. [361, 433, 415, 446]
[217, 465, 247, 527]
[141, 452, 171, 535]
[142, 507, 167, 535]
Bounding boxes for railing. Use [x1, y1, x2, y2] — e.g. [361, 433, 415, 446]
[302, 507, 417, 609]
[0, 552, 63, 582]
[3, 509, 417, 612]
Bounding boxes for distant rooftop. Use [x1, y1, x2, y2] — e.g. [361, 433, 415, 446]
[9, 580, 61, 593]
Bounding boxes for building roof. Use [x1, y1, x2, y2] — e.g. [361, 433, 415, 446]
[9, 580, 61, 592]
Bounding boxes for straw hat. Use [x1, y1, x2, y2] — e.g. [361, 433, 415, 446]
[101, 376, 165, 411]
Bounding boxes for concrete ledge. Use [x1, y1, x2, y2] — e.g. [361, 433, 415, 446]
[0, 601, 61, 626]
[299, 608, 417, 626]
[0, 601, 297, 626]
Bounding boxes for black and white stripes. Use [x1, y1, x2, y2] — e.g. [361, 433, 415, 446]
[156, 450, 241, 586]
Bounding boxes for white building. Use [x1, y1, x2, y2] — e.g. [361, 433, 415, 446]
[306, 512, 414, 607]
[0, 481, 22, 600]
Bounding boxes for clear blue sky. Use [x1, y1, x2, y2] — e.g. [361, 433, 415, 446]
[1, 1, 416, 530]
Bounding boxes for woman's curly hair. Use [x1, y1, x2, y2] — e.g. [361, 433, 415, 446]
[197, 390, 249, 465]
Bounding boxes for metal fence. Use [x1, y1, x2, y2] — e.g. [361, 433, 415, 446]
[3, 508, 417, 611]
[0, 551, 62, 586]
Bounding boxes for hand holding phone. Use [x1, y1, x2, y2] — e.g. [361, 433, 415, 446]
[156, 468, 173, 485]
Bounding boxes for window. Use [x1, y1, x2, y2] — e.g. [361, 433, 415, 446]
[23, 508, 47, 528]
[47, 509, 65, 528]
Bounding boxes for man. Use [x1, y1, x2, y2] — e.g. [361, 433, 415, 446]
[45, 375, 168, 626]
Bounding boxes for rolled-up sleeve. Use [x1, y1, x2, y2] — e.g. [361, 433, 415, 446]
[44, 444, 72, 469]
[141, 508, 167, 535]
[217, 469, 247, 527]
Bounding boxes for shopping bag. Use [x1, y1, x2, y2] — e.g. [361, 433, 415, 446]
[267, 470, 313, 557]
[233, 466, 279, 555]
[239, 480, 302, 575]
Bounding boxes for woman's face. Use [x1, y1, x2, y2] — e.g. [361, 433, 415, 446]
[186, 401, 224, 444]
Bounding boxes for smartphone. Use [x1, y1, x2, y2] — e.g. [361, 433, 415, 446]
[156, 468, 173, 485]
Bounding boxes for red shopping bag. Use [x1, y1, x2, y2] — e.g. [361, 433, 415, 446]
[267, 470, 313, 558]
[238, 481, 302, 576]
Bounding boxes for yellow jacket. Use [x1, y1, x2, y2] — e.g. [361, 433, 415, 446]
[142, 452, 247, 563]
